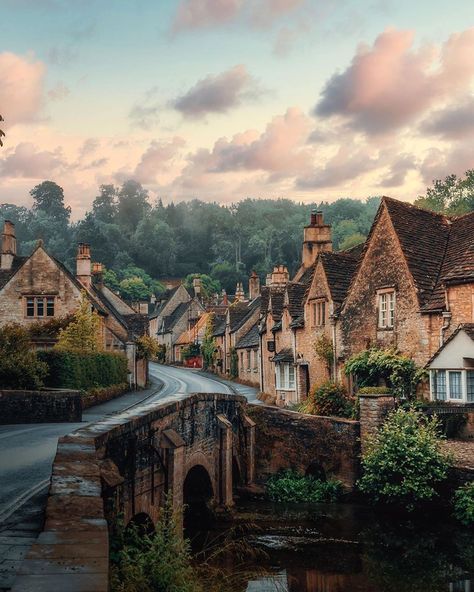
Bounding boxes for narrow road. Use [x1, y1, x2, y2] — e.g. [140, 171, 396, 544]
[0, 364, 258, 590]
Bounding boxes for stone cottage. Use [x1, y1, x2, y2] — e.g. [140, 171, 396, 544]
[0, 221, 149, 387]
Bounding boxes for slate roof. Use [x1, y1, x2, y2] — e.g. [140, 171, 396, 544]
[272, 348, 294, 363]
[0, 255, 27, 290]
[286, 282, 307, 318]
[229, 296, 261, 333]
[320, 246, 362, 306]
[212, 314, 227, 337]
[268, 289, 285, 321]
[159, 302, 189, 334]
[235, 323, 260, 349]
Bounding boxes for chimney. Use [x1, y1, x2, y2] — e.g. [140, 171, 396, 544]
[193, 277, 202, 298]
[249, 270, 260, 300]
[270, 265, 289, 287]
[76, 243, 92, 288]
[1, 220, 16, 270]
[235, 281, 245, 302]
[92, 262, 104, 288]
[222, 289, 228, 306]
[302, 209, 332, 267]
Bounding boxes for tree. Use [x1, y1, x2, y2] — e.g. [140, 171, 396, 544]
[56, 292, 103, 353]
[209, 263, 242, 295]
[415, 170, 474, 215]
[116, 180, 150, 234]
[358, 408, 451, 510]
[0, 324, 48, 389]
[31, 181, 71, 225]
[201, 314, 217, 369]
[92, 184, 117, 223]
[340, 232, 366, 250]
[118, 277, 152, 301]
[184, 273, 220, 299]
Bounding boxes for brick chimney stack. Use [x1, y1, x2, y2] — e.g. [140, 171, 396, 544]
[76, 243, 92, 288]
[92, 262, 104, 288]
[235, 282, 245, 302]
[1, 220, 17, 271]
[193, 277, 202, 298]
[270, 265, 289, 287]
[249, 270, 260, 300]
[302, 209, 332, 267]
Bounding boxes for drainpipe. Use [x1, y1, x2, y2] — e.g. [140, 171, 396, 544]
[440, 311, 452, 347]
[292, 328, 298, 402]
[330, 313, 337, 382]
[259, 330, 264, 393]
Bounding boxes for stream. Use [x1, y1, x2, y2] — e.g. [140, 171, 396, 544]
[186, 500, 474, 592]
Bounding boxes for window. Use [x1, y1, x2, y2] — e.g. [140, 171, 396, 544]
[378, 290, 395, 328]
[467, 371, 474, 403]
[432, 370, 447, 400]
[246, 350, 251, 372]
[312, 300, 326, 326]
[24, 296, 55, 318]
[276, 363, 296, 390]
[253, 349, 259, 372]
[449, 371, 462, 400]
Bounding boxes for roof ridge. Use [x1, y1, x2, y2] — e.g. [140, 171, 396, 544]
[381, 195, 452, 224]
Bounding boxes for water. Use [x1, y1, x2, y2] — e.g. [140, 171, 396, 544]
[187, 500, 474, 592]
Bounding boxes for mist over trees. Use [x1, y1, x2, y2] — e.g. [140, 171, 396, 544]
[2, 172, 472, 297]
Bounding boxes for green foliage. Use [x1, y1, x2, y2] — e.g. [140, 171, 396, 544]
[156, 344, 166, 363]
[55, 292, 103, 353]
[266, 470, 343, 503]
[110, 502, 199, 592]
[359, 408, 451, 510]
[104, 266, 164, 301]
[229, 347, 239, 379]
[136, 335, 159, 360]
[300, 381, 354, 418]
[184, 273, 221, 299]
[27, 314, 74, 338]
[39, 350, 128, 390]
[358, 386, 393, 394]
[453, 482, 474, 527]
[415, 170, 474, 215]
[181, 343, 201, 361]
[313, 335, 334, 373]
[340, 232, 366, 250]
[345, 347, 426, 398]
[0, 324, 48, 389]
[201, 314, 217, 369]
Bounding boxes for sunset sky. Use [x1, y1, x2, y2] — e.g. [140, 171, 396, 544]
[1, 0, 474, 217]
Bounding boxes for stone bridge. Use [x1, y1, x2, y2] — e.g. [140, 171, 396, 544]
[12, 394, 361, 592]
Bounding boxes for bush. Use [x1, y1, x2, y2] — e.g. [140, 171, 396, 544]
[0, 324, 48, 389]
[181, 343, 201, 361]
[358, 386, 393, 395]
[453, 482, 474, 526]
[358, 408, 451, 510]
[299, 381, 354, 418]
[266, 469, 343, 503]
[136, 335, 159, 360]
[38, 350, 128, 390]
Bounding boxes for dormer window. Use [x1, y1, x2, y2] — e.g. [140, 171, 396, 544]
[378, 289, 395, 329]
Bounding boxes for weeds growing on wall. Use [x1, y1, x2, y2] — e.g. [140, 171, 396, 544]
[266, 469, 343, 503]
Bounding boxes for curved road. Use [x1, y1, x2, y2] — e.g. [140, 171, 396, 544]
[0, 364, 258, 589]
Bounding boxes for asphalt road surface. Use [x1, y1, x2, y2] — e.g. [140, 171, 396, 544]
[0, 364, 258, 590]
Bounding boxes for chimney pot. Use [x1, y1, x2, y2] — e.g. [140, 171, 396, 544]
[1, 220, 17, 270]
[76, 243, 92, 288]
[310, 209, 317, 225]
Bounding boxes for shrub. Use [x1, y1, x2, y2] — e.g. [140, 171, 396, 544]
[110, 503, 200, 592]
[136, 335, 159, 360]
[0, 324, 48, 389]
[181, 343, 201, 361]
[28, 314, 74, 339]
[266, 469, 343, 503]
[345, 347, 426, 398]
[39, 350, 128, 390]
[453, 482, 474, 526]
[358, 386, 393, 395]
[229, 347, 238, 378]
[358, 408, 451, 510]
[300, 381, 354, 418]
[55, 292, 103, 353]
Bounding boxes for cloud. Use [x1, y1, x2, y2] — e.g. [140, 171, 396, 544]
[79, 138, 99, 158]
[296, 144, 378, 189]
[379, 153, 417, 187]
[47, 82, 70, 101]
[171, 0, 307, 33]
[420, 141, 474, 186]
[420, 97, 474, 140]
[172, 0, 243, 33]
[0, 142, 66, 177]
[0, 52, 46, 125]
[172, 65, 261, 119]
[129, 87, 161, 129]
[314, 27, 474, 135]
[129, 137, 186, 184]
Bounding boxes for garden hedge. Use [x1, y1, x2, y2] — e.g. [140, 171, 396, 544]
[38, 350, 128, 390]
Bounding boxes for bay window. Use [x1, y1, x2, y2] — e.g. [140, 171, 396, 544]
[430, 369, 474, 403]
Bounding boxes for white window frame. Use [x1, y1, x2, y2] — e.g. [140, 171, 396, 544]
[275, 363, 296, 391]
[430, 369, 473, 403]
[377, 289, 395, 329]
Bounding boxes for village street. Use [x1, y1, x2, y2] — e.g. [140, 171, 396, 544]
[0, 364, 258, 590]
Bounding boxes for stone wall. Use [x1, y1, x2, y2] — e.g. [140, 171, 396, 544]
[248, 404, 360, 490]
[0, 390, 82, 423]
[358, 393, 395, 453]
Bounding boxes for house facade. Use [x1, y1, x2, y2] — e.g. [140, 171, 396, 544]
[0, 221, 149, 387]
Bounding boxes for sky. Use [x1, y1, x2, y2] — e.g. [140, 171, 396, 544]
[1, 0, 474, 218]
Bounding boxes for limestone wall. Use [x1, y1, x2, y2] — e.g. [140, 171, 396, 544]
[0, 389, 82, 423]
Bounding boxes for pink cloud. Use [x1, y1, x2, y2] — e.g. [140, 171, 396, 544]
[250, 0, 305, 27]
[420, 97, 474, 140]
[172, 65, 261, 118]
[172, 0, 243, 33]
[0, 52, 46, 126]
[0, 142, 66, 177]
[315, 27, 474, 134]
[132, 137, 186, 184]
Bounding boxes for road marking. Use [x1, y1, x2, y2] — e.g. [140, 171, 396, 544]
[0, 479, 50, 526]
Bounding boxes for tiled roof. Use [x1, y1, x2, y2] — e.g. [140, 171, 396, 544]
[286, 282, 307, 319]
[272, 348, 294, 363]
[297, 264, 317, 287]
[320, 247, 361, 305]
[268, 289, 285, 321]
[175, 312, 209, 345]
[0, 255, 28, 289]
[212, 314, 226, 337]
[382, 197, 451, 307]
[229, 296, 261, 333]
[160, 302, 189, 333]
[235, 323, 259, 349]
